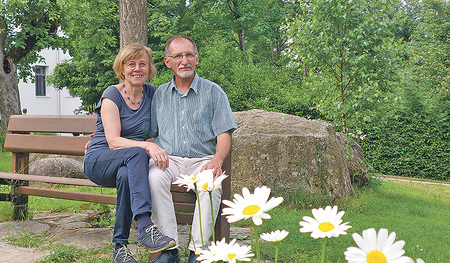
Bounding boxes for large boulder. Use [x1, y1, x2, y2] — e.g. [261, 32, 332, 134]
[336, 133, 370, 187]
[29, 157, 86, 179]
[231, 109, 356, 199]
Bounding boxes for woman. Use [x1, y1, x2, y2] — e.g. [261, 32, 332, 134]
[84, 43, 174, 263]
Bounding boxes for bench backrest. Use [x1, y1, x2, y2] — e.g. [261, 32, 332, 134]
[5, 115, 95, 157]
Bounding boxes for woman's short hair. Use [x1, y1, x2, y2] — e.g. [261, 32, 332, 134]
[113, 43, 157, 80]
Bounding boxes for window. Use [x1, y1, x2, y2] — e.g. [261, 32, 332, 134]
[35, 66, 46, 96]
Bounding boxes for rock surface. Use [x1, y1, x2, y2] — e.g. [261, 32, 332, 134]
[231, 109, 356, 199]
[29, 157, 86, 179]
[336, 132, 369, 187]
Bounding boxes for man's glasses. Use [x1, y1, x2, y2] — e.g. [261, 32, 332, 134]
[167, 53, 197, 61]
[124, 62, 148, 70]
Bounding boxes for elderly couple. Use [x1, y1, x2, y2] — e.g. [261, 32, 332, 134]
[83, 35, 237, 263]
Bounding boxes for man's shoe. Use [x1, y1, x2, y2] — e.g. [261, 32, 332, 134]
[112, 245, 139, 263]
[152, 249, 180, 263]
[188, 250, 200, 263]
[137, 224, 176, 253]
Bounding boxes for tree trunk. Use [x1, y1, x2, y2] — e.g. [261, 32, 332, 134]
[238, 25, 246, 52]
[119, 0, 148, 48]
[228, 0, 246, 52]
[0, 19, 21, 132]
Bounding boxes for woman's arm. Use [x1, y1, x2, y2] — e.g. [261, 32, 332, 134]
[101, 98, 168, 170]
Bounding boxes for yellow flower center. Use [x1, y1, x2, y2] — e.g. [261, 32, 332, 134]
[367, 250, 387, 263]
[201, 183, 209, 191]
[192, 176, 197, 181]
[318, 222, 335, 232]
[242, 205, 261, 215]
[227, 254, 237, 260]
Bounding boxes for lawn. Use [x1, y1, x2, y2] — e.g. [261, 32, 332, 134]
[256, 179, 450, 262]
[0, 151, 449, 262]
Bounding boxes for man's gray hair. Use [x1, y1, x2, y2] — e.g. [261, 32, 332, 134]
[165, 35, 198, 57]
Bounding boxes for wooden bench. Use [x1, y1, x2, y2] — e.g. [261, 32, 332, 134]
[0, 115, 231, 240]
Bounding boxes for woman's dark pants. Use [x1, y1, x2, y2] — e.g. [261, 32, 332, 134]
[84, 147, 151, 244]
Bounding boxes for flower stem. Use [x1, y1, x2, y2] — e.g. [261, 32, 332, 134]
[275, 244, 279, 263]
[250, 228, 254, 252]
[209, 191, 215, 242]
[252, 222, 261, 263]
[194, 184, 204, 249]
[320, 238, 327, 263]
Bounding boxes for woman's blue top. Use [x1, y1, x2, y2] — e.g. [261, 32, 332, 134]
[86, 83, 156, 153]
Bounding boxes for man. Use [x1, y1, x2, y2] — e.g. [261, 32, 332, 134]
[148, 35, 237, 263]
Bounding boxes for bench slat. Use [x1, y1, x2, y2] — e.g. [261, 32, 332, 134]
[7, 115, 97, 134]
[174, 203, 195, 213]
[0, 172, 99, 186]
[172, 191, 196, 203]
[175, 214, 195, 225]
[4, 134, 90, 156]
[13, 186, 117, 204]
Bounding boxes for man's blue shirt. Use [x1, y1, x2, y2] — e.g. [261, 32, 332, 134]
[150, 73, 237, 158]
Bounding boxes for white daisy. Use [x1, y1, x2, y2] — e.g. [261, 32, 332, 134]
[173, 173, 201, 191]
[197, 238, 254, 263]
[344, 228, 414, 263]
[260, 230, 289, 243]
[299, 205, 351, 239]
[197, 169, 228, 192]
[416, 259, 425, 263]
[222, 186, 283, 225]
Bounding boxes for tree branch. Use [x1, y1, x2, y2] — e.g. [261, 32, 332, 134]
[6, 0, 60, 64]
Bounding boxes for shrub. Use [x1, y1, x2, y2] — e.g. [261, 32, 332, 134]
[359, 109, 449, 181]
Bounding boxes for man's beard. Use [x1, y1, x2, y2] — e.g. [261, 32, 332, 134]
[176, 65, 194, 78]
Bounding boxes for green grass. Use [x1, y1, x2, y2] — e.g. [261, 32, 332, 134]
[0, 151, 11, 172]
[257, 179, 450, 262]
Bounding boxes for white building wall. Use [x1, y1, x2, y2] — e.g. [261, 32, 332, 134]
[18, 48, 82, 115]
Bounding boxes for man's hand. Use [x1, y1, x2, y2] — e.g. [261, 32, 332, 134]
[201, 159, 223, 179]
[146, 143, 169, 171]
[201, 131, 231, 178]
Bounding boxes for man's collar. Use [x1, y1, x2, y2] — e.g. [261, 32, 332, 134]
[170, 72, 199, 94]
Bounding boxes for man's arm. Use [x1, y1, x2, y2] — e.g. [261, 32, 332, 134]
[201, 131, 232, 178]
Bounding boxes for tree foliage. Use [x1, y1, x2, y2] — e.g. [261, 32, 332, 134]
[1, 0, 64, 80]
[288, 0, 406, 133]
[47, 0, 119, 111]
[50, 0, 302, 113]
[196, 37, 321, 118]
[0, 0, 65, 131]
[410, 0, 450, 105]
[358, 0, 450, 180]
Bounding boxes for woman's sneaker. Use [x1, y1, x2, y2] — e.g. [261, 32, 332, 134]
[137, 224, 176, 253]
[112, 244, 139, 263]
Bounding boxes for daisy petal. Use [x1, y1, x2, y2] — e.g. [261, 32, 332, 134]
[346, 228, 409, 263]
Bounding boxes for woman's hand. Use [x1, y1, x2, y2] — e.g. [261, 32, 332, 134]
[145, 142, 169, 171]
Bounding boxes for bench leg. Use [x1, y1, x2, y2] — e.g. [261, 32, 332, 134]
[12, 187, 28, 220]
[214, 203, 230, 242]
